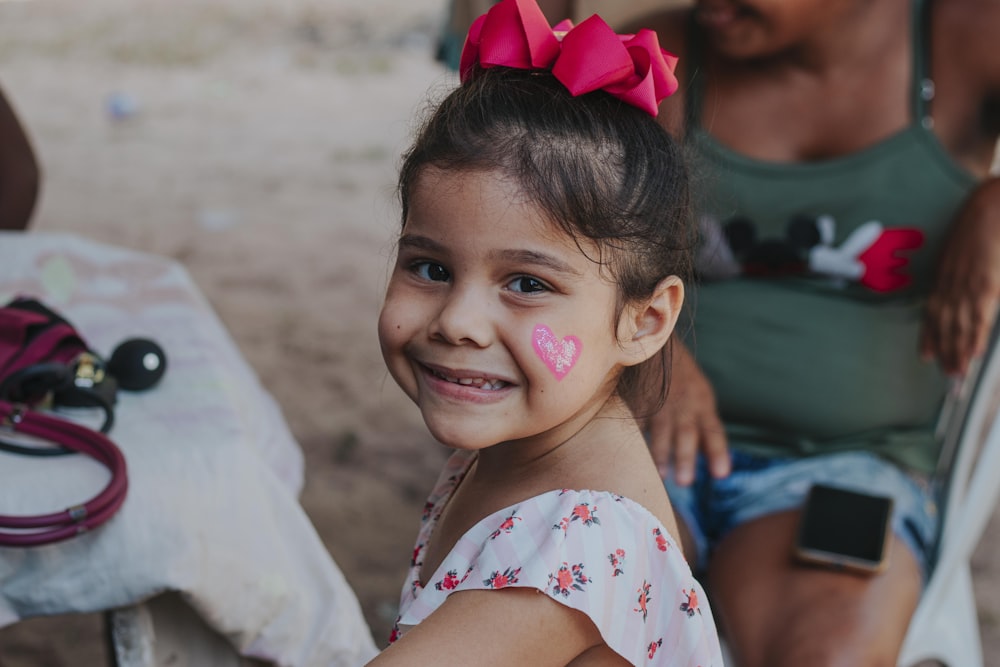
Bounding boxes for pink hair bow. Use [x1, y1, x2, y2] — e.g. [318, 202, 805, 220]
[459, 0, 679, 117]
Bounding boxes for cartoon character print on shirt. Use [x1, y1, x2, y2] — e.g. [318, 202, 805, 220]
[694, 213, 925, 292]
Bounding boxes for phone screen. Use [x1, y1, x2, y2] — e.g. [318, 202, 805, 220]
[796, 484, 893, 567]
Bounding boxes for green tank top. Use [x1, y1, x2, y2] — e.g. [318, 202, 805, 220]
[684, 0, 977, 473]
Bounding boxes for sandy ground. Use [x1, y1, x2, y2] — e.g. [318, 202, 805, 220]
[0, 1, 998, 665]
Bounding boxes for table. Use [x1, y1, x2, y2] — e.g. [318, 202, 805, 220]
[0, 232, 377, 666]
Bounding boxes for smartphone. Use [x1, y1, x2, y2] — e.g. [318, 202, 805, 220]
[793, 483, 894, 575]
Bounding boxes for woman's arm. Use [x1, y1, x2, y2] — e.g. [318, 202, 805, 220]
[645, 340, 730, 484]
[920, 0, 1000, 375]
[921, 177, 1000, 376]
[0, 86, 40, 230]
[368, 588, 611, 667]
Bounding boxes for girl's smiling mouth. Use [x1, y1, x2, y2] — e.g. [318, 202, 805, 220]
[419, 362, 515, 399]
[431, 370, 509, 390]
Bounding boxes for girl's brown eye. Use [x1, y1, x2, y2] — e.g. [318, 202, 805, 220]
[509, 276, 546, 293]
[414, 262, 450, 282]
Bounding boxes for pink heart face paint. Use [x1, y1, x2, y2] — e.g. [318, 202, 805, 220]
[532, 324, 582, 380]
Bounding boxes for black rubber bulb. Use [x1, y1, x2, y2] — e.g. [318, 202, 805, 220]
[107, 338, 167, 391]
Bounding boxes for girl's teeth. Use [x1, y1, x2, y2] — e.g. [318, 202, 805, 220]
[433, 369, 506, 390]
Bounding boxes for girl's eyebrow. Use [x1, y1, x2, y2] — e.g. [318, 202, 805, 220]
[398, 234, 444, 253]
[398, 234, 582, 277]
[491, 249, 582, 277]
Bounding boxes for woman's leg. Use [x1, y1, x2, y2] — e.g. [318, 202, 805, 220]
[708, 509, 922, 667]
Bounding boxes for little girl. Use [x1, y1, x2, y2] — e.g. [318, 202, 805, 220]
[372, 1, 723, 664]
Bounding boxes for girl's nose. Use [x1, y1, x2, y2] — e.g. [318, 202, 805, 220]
[429, 285, 494, 347]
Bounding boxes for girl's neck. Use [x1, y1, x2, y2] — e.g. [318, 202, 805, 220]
[471, 394, 641, 490]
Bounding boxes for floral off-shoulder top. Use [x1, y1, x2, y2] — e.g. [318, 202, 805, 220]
[389, 450, 724, 666]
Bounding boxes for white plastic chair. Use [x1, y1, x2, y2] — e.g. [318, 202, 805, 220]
[898, 317, 1000, 667]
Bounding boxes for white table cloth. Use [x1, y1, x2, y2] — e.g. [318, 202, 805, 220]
[0, 231, 377, 666]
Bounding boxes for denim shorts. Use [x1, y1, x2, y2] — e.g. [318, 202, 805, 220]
[665, 449, 940, 578]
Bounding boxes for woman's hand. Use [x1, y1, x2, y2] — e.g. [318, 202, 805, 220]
[921, 177, 1000, 377]
[646, 341, 730, 485]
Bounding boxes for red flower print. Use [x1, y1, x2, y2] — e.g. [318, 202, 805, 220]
[489, 510, 522, 539]
[680, 588, 701, 617]
[572, 502, 600, 526]
[388, 618, 402, 644]
[421, 501, 434, 522]
[647, 638, 662, 659]
[548, 562, 591, 597]
[434, 569, 461, 591]
[411, 542, 424, 567]
[653, 527, 668, 552]
[608, 548, 626, 577]
[483, 566, 522, 589]
[553, 503, 600, 533]
[634, 580, 653, 622]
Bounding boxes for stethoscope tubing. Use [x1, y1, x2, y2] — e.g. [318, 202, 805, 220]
[0, 400, 128, 547]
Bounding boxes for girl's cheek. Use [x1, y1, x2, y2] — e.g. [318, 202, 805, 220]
[531, 323, 583, 381]
[377, 301, 408, 347]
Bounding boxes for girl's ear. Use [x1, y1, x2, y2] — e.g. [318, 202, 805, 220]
[618, 276, 684, 367]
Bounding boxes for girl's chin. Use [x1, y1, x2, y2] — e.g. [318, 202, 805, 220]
[433, 436, 496, 452]
[423, 422, 498, 451]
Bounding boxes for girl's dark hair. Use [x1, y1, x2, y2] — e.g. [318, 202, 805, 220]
[398, 66, 692, 414]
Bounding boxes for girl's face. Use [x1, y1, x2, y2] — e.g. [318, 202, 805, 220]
[379, 168, 643, 454]
[694, 0, 861, 60]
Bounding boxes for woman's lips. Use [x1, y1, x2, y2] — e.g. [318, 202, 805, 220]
[696, 3, 742, 30]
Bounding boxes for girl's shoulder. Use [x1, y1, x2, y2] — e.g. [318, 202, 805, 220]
[934, 0, 1000, 90]
[400, 485, 723, 665]
[935, 0, 1000, 43]
[929, 0, 1000, 171]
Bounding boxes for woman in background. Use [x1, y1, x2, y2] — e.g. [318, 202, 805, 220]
[635, 0, 1000, 664]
